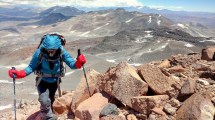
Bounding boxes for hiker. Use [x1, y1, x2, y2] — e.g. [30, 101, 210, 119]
[8, 33, 86, 120]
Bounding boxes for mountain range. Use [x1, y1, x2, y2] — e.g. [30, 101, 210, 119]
[1, 5, 215, 27]
[0, 5, 215, 66]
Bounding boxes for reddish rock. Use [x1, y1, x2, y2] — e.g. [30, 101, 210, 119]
[75, 92, 109, 120]
[137, 64, 182, 98]
[168, 65, 185, 74]
[99, 62, 148, 107]
[180, 79, 196, 97]
[176, 93, 215, 120]
[151, 107, 166, 116]
[201, 47, 215, 61]
[53, 92, 74, 114]
[131, 95, 169, 115]
[71, 69, 102, 110]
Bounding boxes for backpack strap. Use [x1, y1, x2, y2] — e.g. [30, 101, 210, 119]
[35, 48, 65, 86]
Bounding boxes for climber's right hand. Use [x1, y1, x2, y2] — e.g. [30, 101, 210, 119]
[8, 69, 26, 79]
[75, 54, 86, 69]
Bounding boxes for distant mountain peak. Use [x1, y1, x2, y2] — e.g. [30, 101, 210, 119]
[40, 6, 85, 17]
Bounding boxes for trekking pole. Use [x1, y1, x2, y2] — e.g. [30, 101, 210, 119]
[78, 49, 91, 97]
[12, 67, 17, 120]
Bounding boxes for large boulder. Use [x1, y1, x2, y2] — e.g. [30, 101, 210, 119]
[176, 93, 215, 120]
[131, 95, 169, 115]
[71, 69, 102, 110]
[53, 92, 74, 115]
[201, 47, 215, 61]
[179, 78, 196, 101]
[98, 62, 148, 107]
[75, 92, 109, 120]
[137, 64, 182, 98]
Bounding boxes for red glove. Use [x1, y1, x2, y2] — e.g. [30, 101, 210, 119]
[75, 54, 86, 69]
[8, 69, 26, 79]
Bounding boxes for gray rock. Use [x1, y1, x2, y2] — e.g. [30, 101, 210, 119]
[100, 103, 118, 117]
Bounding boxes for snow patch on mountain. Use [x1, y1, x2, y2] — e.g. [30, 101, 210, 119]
[144, 31, 153, 38]
[3, 33, 20, 37]
[137, 6, 143, 9]
[70, 30, 76, 33]
[0, 104, 12, 111]
[177, 23, 189, 29]
[5, 63, 28, 69]
[155, 43, 169, 51]
[106, 59, 116, 63]
[80, 31, 90, 37]
[94, 23, 110, 30]
[200, 39, 215, 43]
[128, 63, 141, 66]
[126, 18, 133, 23]
[148, 48, 152, 52]
[185, 43, 194, 47]
[148, 16, 152, 23]
[135, 36, 147, 43]
[157, 20, 161, 26]
[100, 13, 109, 17]
[0, 80, 25, 84]
[145, 34, 153, 38]
[145, 31, 152, 33]
[157, 14, 161, 26]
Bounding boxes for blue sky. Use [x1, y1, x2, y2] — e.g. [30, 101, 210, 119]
[0, 0, 214, 13]
[139, 0, 215, 12]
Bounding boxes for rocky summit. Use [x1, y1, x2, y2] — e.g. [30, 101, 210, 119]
[1, 47, 215, 120]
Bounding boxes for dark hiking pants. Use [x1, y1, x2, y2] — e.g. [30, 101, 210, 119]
[37, 80, 58, 120]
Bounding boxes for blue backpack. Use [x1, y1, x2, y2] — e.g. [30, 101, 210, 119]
[35, 33, 66, 77]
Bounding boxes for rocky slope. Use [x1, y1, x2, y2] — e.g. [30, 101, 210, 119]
[1, 47, 215, 120]
[86, 27, 214, 64]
